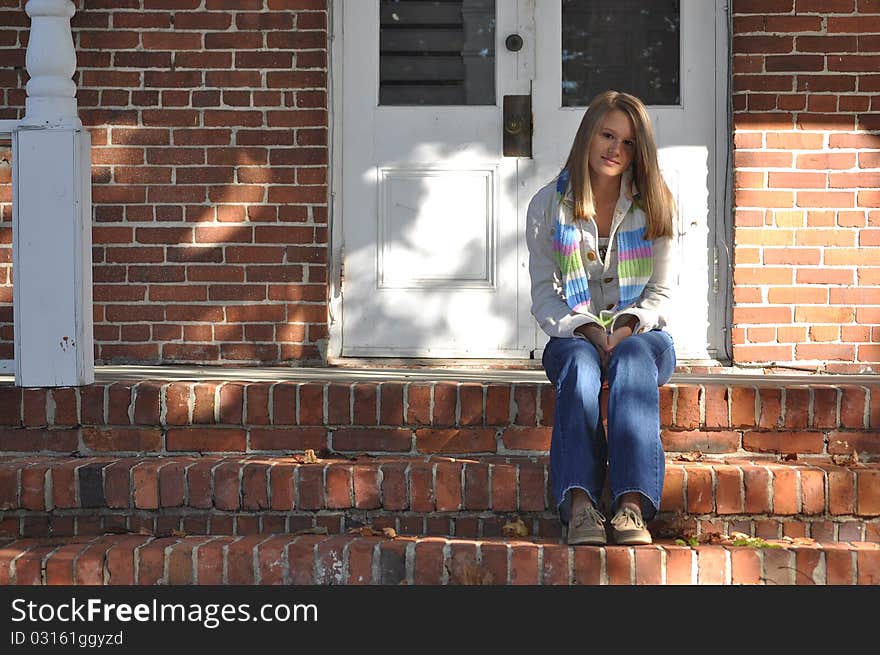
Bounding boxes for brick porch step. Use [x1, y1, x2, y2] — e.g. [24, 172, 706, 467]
[1, 454, 877, 542]
[1, 533, 877, 585]
[0, 379, 878, 459]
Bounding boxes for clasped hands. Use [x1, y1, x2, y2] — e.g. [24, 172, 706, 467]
[574, 316, 638, 369]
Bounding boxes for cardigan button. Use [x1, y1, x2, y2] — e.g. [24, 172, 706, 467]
[586, 251, 596, 261]
[603, 277, 613, 283]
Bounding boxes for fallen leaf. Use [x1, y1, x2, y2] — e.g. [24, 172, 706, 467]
[303, 449, 318, 464]
[675, 451, 702, 462]
[501, 517, 529, 538]
[348, 526, 397, 538]
[294, 526, 329, 536]
[831, 452, 865, 468]
[780, 453, 798, 461]
[171, 529, 187, 538]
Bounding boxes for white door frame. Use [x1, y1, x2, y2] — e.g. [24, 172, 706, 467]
[326, 0, 732, 363]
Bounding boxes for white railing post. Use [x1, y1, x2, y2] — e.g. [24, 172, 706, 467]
[13, 0, 93, 386]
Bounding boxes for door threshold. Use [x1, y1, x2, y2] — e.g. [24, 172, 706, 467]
[327, 356, 544, 370]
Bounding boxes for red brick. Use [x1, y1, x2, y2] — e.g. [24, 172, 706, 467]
[192, 537, 229, 584]
[218, 383, 244, 424]
[380, 463, 407, 510]
[258, 535, 291, 585]
[415, 428, 495, 454]
[856, 545, 880, 585]
[245, 383, 271, 425]
[353, 383, 378, 426]
[743, 430, 825, 454]
[226, 535, 266, 585]
[459, 383, 484, 426]
[794, 547, 823, 585]
[758, 388, 782, 429]
[353, 465, 380, 509]
[697, 546, 727, 584]
[166, 428, 246, 452]
[572, 546, 603, 585]
[763, 548, 795, 585]
[825, 545, 855, 584]
[513, 385, 538, 426]
[464, 463, 490, 510]
[662, 430, 740, 454]
[510, 542, 539, 585]
[134, 382, 162, 425]
[801, 468, 826, 515]
[409, 463, 435, 512]
[269, 463, 296, 510]
[703, 386, 728, 427]
[784, 388, 810, 429]
[519, 464, 546, 512]
[729, 547, 761, 585]
[333, 428, 411, 452]
[297, 464, 324, 510]
[379, 383, 404, 426]
[346, 539, 376, 584]
[744, 466, 772, 513]
[213, 460, 242, 510]
[661, 466, 685, 512]
[431, 383, 457, 427]
[730, 387, 756, 427]
[857, 469, 880, 516]
[434, 462, 463, 511]
[772, 468, 799, 515]
[242, 462, 269, 510]
[478, 542, 508, 585]
[132, 460, 162, 509]
[715, 465, 744, 515]
[501, 427, 551, 451]
[490, 464, 517, 511]
[605, 547, 632, 585]
[406, 384, 432, 425]
[674, 387, 700, 428]
[23, 389, 48, 427]
[485, 385, 511, 425]
[687, 467, 714, 514]
[325, 464, 352, 509]
[325, 383, 350, 426]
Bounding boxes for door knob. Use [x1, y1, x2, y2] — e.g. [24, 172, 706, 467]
[505, 34, 524, 52]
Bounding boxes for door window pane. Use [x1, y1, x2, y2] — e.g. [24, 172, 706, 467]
[380, 0, 495, 106]
[562, 0, 680, 107]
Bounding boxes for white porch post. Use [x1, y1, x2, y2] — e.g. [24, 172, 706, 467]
[13, 0, 94, 386]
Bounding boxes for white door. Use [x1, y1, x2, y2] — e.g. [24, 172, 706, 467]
[340, 0, 527, 357]
[524, 0, 724, 360]
[337, 0, 726, 360]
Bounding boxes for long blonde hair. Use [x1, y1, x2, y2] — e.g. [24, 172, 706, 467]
[562, 90, 675, 240]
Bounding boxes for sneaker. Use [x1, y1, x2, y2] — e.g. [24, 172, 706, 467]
[610, 506, 652, 545]
[567, 504, 607, 546]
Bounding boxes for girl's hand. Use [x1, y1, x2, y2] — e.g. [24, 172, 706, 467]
[576, 323, 611, 367]
[607, 315, 638, 352]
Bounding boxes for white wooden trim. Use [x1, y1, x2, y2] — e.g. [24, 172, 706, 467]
[711, 0, 733, 362]
[328, 0, 344, 360]
[0, 359, 12, 374]
[0, 120, 19, 136]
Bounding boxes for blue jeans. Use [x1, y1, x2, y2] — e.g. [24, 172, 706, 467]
[542, 330, 676, 524]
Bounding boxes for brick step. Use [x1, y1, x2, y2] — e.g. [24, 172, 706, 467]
[0, 533, 877, 585]
[1, 379, 879, 459]
[1, 454, 877, 541]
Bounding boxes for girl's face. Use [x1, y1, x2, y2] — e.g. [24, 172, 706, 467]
[587, 109, 636, 180]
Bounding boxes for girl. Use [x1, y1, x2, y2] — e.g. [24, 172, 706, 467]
[526, 90, 678, 545]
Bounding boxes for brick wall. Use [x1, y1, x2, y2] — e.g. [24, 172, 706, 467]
[732, 0, 880, 372]
[0, 0, 329, 365]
